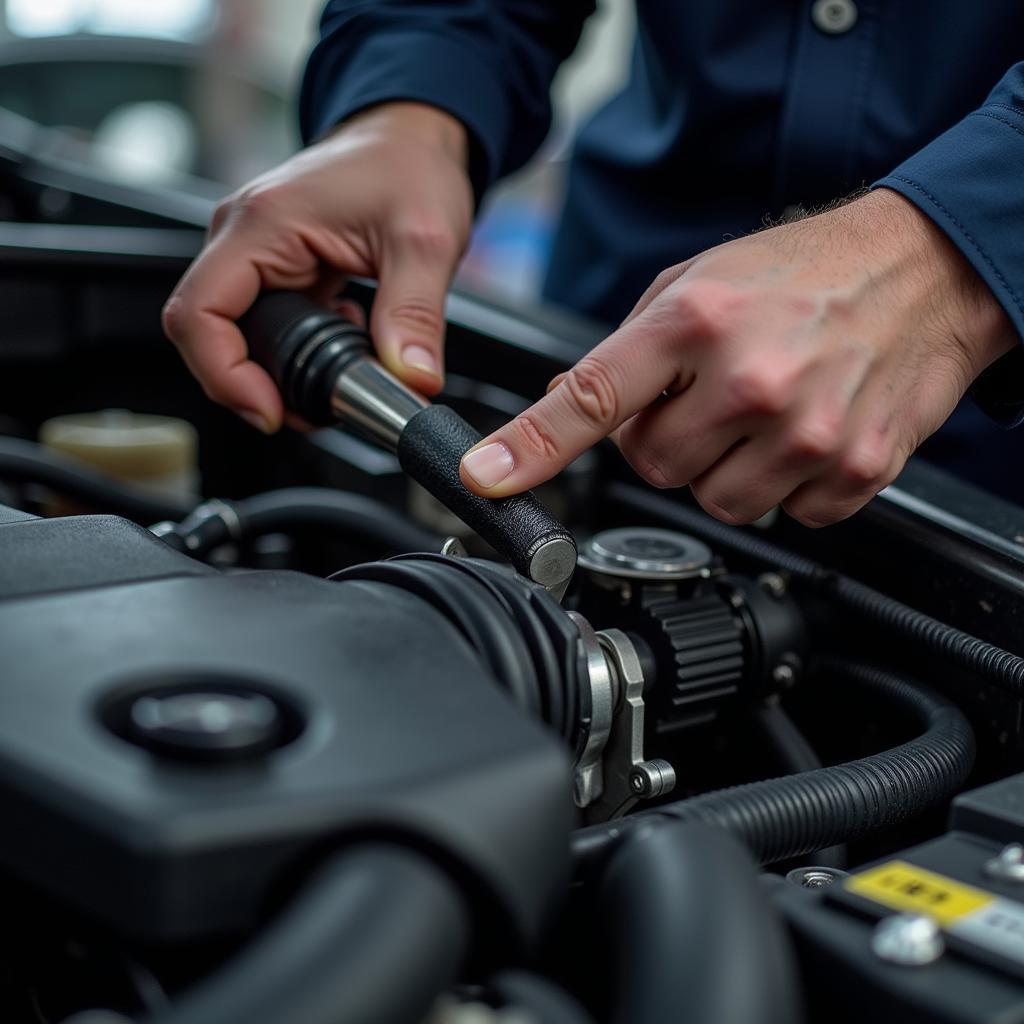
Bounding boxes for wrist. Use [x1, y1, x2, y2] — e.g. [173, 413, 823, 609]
[334, 101, 468, 168]
[855, 188, 1016, 373]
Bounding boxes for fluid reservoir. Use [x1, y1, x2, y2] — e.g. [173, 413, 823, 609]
[40, 409, 198, 502]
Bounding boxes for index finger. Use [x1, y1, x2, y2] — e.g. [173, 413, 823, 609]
[459, 305, 692, 496]
[162, 238, 284, 432]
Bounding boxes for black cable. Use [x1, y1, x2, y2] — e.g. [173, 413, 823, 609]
[143, 844, 468, 1024]
[601, 822, 803, 1024]
[174, 487, 442, 559]
[0, 436, 193, 523]
[572, 658, 974, 873]
[607, 482, 1024, 695]
[488, 971, 596, 1024]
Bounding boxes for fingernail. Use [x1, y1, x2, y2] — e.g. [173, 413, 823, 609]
[461, 441, 515, 489]
[402, 344, 441, 378]
[234, 408, 273, 434]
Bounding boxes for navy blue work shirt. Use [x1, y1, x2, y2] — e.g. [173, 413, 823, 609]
[300, 1, 1024, 502]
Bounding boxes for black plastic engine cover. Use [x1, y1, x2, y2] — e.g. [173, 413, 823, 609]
[0, 508, 571, 949]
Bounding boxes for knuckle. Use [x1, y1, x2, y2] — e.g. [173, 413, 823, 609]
[393, 217, 459, 259]
[510, 413, 562, 462]
[561, 357, 621, 429]
[784, 418, 843, 462]
[781, 499, 833, 529]
[388, 297, 445, 337]
[724, 367, 791, 418]
[691, 488, 746, 527]
[667, 279, 742, 338]
[231, 185, 286, 223]
[838, 443, 891, 487]
[161, 295, 187, 341]
[631, 456, 675, 489]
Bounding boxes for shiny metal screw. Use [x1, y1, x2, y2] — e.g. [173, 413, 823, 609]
[984, 843, 1024, 883]
[786, 866, 849, 889]
[871, 913, 944, 966]
[629, 759, 676, 799]
[772, 663, 796, 686]
[758, 572, 788, 599]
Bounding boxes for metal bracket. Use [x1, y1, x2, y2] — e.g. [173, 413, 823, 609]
[581, 628, 675, 824]
[567, 611, 615, 809]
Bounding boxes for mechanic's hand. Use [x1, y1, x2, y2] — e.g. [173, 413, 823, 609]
[162, 101, 472, 433]
[460, 189, 1016, 527]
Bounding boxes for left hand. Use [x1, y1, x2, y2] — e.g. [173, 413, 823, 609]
[458, 189, 1016, 527]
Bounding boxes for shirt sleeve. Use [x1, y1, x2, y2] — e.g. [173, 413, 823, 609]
[299, 1, 595, 200]
[873, 61, 1024, 426]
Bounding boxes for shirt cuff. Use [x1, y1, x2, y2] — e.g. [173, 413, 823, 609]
[873, 105, 1024, 427]
[299, 28, 511, 201]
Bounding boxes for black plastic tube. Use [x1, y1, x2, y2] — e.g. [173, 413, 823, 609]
[573, 659, 975, 872]
[607, 482, 1024, 695]
[601, 821, 802, 1024]
[171, 487, 442, 558]
[0, 436, 193, 522]
[145, 844, 468, 1024]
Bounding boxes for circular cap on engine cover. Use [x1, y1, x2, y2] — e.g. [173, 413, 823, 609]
[577, 527, 713, 581]
[127, 689, 282, 761]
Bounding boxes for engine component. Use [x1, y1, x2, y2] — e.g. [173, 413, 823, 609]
[576, 526, 807, 738]
[237, 291, 576, 594]
[0, 505, 571, 949]
[573, 659, 976, 873]
[775, 771, 1024, 1023]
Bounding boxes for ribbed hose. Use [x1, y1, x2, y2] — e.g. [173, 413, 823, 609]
[0, 436, 194, 523]
[607, 482, 1024, 695]
[573, 658, 975, 871]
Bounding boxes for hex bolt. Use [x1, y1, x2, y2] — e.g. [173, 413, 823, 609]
[772, 663, 796, 686]
[785, 866, 850, 889]
[629, 759, 676, 799]
[758, 572, 788, 599]
[984, 843, 1024, 883]
[871, 913, 945, 966]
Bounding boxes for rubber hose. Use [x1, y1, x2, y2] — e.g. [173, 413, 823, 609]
[174, 487, 442, 558]
[489, 971, 596, 1024]
[331, 559, 543, 717]
[0, 436, 193, 522]
[573, 659, 975, 871]
[601, 821, 802, 1024]
[749, 702, 847, 868]
[607, 482, 1024, 695]
[389, 553, 575, 743]
[145, 844, 468, 1024]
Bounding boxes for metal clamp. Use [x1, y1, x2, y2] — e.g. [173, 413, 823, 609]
[568, 612, 615, 809]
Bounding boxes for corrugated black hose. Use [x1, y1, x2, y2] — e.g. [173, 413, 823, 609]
[572, 658, 975, 872]
[607, 482, 1024, 695]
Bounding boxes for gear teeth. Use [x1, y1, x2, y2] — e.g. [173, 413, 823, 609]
[643, 591, 746, 729]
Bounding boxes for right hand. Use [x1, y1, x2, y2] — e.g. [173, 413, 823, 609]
[162, 101, 473, 433]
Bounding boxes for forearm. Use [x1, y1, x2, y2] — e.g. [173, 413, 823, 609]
[300, 0, 595, 198]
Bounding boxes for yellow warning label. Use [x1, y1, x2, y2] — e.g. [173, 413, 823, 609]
[845, 861, 994, 926]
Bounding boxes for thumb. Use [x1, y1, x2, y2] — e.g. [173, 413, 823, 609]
[459, 313, 684, 496]
[370, 230, 459, 396]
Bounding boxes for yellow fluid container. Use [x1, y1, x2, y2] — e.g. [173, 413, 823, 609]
[40, 409, 199, 501]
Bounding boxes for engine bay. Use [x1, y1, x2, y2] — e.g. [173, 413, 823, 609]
[2, 223, 1024, 1024]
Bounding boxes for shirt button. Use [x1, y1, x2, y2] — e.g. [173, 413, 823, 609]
[811, 0, 858, 34]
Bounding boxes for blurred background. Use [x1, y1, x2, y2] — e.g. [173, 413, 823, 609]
[0, 0, 633, 303]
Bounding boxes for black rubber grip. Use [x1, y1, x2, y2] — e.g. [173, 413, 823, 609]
[397, 405, 576, 584]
